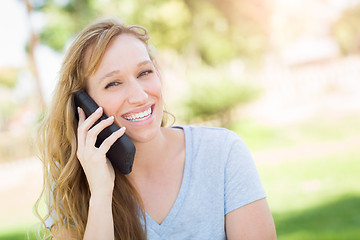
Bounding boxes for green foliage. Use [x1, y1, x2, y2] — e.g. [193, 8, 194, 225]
[187, 2, 237, 65]
[40, 5, 75, 51]
[33, 0, 270, 127]
[332, 4, 360, 55]
[0, 100, 17, 127]
[205, 0, 270, 64]
[39, 0, 100, 51]
[182, 66, 261, 127]
[181, 0, 269, 65]
[231, 26, 268, 65]
[123, 0, 192, 52]
[0, 68, 18, 88]
[35, 0, 269, 65]
[37, 0, 193, 53]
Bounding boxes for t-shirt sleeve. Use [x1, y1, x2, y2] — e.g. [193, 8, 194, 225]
[224, 132, 266, 215]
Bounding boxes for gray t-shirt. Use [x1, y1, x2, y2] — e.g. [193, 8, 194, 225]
[142, 125, 266, 239]
[46, 125, 266, 239]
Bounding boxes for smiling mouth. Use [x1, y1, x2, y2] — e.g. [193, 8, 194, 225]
[122, 105, 153, 122]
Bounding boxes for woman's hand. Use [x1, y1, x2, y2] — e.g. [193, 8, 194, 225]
[76, 106, 126, 197]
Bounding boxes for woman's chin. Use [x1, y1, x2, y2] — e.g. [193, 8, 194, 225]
[126, 129, 160, 144]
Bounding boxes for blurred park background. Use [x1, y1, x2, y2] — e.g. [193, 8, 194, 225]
[0, 0, 360, 239]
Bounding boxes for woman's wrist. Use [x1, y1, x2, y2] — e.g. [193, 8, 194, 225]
[89, 191, 113, 206]
[89, 182, 114, 199]
[85, 189, 115, 240]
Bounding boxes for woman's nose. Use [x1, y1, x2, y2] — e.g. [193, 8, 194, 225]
[127, 79, 148, 105]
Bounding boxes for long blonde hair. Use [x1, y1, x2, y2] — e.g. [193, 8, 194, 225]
[35, 18, 153, 239]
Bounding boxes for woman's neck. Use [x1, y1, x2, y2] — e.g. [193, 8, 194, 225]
[132, 127, 170, 171]
[128, 127, 184, 177]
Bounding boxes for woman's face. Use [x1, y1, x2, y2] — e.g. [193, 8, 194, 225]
[85, 34, 163, 143]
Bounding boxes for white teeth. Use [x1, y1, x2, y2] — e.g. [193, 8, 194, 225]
[123, 107, 152, 121]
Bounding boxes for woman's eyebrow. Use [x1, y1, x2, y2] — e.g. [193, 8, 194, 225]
[137, 60, 152, 67]
[98, 60, 153, 83]
[98, 70, 121, 83]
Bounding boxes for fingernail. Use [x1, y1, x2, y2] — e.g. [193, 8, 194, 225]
[77, 107, 81, 113]
[96, 106, 102, 113]
[121, 126, 126, 131]
[108, 116, 114, 120]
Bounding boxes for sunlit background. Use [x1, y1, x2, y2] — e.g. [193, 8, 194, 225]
[0, 0, 359, 239]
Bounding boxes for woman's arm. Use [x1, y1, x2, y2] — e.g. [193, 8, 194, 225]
[225, 198, 277, 240]
[83, 193, 114, 240]
[77, 107, 126, 239]
[52, 194, 114, 240]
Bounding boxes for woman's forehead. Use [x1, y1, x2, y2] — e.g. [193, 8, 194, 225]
[99, 35, 149, 69]
[84, 33, 150, 77]
[84, 34, 151, 83]
[104, 34, 149, 59]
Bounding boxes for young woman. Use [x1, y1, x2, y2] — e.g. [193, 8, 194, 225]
[36, 18, 276, 239]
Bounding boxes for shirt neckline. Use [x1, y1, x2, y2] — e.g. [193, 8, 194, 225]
[143, 125, 192, 235]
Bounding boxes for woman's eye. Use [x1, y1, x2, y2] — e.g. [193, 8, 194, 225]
[139, 70, 153, 78]
[105, 81, 121, 89]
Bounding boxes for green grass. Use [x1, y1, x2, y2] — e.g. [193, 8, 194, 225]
[258, 148, 360, 239]
[0, 222, 51, 240]
[231, 113, 360, 239]
[0, 227, 38, 240]
[259, 148, 360, 212]
[230, 119, 294, 150]
[274, 195, 360, 240]
[231, 113, 360, 151]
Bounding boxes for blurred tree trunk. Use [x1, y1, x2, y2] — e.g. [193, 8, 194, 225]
[24, 0, 45, 109]
[210, 0, 272, 35]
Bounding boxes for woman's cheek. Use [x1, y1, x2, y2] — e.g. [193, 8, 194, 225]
[148, 79, 162, 96]
[102, 95, 126, 117]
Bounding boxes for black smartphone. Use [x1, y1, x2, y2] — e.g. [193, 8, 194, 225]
[73, 90, 135, 174]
